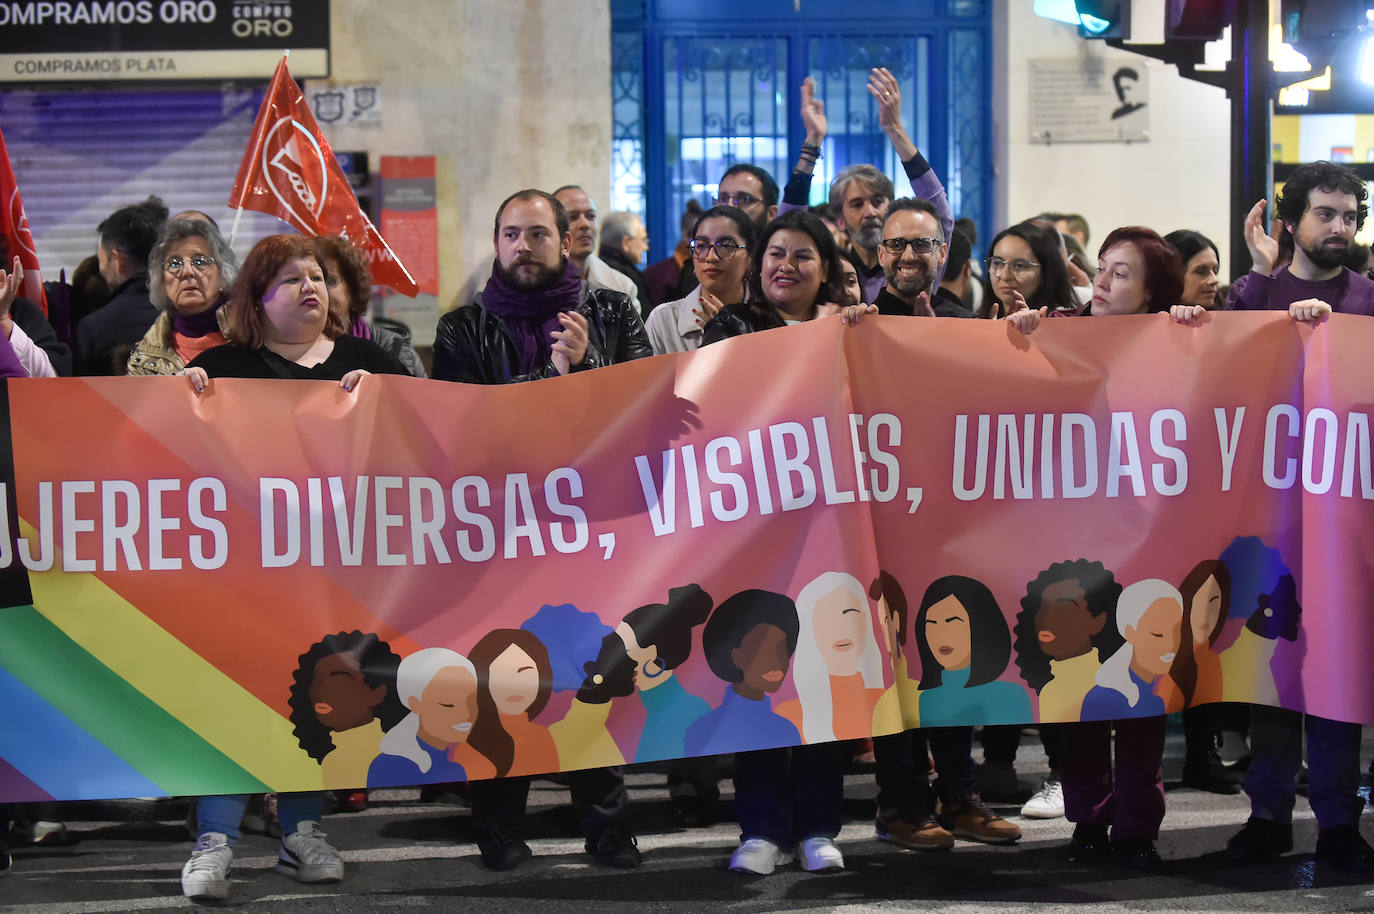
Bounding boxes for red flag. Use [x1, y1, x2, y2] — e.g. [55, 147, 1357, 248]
[228, 54, 418, 296]
[0, 126, 48, 314]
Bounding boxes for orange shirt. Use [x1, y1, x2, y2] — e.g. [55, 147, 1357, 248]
[777, 674, 885, 741]
[175, 330, 226, 365]
[502, 713, 560, 777]
[449, 740, 497, 781]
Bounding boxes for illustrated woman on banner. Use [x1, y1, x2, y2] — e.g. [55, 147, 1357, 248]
[776, 571, 885, 743]
[578, 584, 714, 763]
[915, 575, 1032, 726]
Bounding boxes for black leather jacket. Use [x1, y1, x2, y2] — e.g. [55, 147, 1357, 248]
[432, 281, 653, 383]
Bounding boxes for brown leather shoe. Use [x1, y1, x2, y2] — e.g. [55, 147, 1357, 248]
[937, 793, 1022, 845]
[875, 809, 954, 851]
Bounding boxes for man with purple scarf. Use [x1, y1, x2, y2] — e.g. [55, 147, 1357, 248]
[433, 189, 650, 384]
[430, 188, 647, 872]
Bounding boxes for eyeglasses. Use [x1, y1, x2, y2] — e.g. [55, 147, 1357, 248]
[986, 256, 1039, 278]
[690, 238, 746, 259]
[164, 255, 217, 276]
[880, 236, 940, 255]
[716, 192, 763, 209]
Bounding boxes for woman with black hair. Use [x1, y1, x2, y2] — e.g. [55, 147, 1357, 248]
[982, 220, 1079, 318]
[685, 588, 849, 874]
[700, 210, 856, 342]
[914, 575, 1031, 727]
[288, 631, 407, 807]
[1164, 230, 1221, 311]
[644, 206, 757, 354]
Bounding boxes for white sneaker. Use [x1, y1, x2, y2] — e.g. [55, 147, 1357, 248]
[276, 821, 344, 883]
[798, 836, 844, 871]
[181, 832, 232, 900]
[1021, 777, 1065, 819]
[728, 837, 795, 875]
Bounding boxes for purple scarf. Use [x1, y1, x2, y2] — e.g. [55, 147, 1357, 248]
[481, 259, 582, 374]
[349, 315, 373, 339]
[172, 293, 227, 338]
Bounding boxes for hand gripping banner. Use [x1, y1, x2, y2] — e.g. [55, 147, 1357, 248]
[0, 312, 1370, 801]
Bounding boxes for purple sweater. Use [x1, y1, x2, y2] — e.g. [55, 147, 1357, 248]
[781, 152, 954, 303]
[1229, 266, 1374, 315]
[0, 330, 26, 378]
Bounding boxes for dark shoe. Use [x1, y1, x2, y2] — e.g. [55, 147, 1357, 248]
[586, 824, 641, 868]
[1112, 837, 1162, 870]
[1315, 824, 1374, 872]
[937, 793, 1021, 844]
[670, 794, 712, 828]
[976, 761, 1022, 803]
[1066, 824, 1110, 863]
[1182, 750, 1242, 795]
[1226, 817, 1293, 863]
[477, 822, 532, 871]
[0, 846, 10, 878]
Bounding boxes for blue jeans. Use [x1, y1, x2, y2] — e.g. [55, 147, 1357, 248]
[194, 793, 324, 843]
[1245, 707, 1364, 829]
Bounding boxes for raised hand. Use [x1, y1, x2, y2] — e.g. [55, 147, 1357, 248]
[1244, 198, 1282, 276]
[693, 289, 726, 328]
[800, 75, 827, 145]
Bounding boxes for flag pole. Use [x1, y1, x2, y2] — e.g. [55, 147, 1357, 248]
[230, 49, 291, 248]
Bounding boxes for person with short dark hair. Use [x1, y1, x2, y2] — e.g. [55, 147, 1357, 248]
[553, 185, 643, 317]
[1231, 160, 1374, 317]
[76, 195, 168, 374]
[433, 189, 650, 383]
[936, 228, 977, 317]
[1211, 159, 1374, 871]
[643, 199, 702, 307]
[430, 187, 647, 873]
[873, 197, 968, 318]
[717, 163, 780, 229]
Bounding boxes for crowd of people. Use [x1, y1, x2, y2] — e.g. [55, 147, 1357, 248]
[0, 65, 1369, 901]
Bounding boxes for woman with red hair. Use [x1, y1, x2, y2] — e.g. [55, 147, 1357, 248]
[177, 234, 407, 902]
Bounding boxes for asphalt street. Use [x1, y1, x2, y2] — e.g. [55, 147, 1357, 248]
[2, 725, 1372, 913]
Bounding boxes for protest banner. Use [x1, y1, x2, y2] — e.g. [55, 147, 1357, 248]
[0, 312, 1368, 801]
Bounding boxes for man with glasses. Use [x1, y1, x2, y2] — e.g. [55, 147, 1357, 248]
[715, 164, 779, 229]
[553, 185, 643, 318]
[873, 198, 967, 318]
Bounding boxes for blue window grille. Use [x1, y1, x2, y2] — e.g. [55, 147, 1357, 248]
[612, 0, 990, 263]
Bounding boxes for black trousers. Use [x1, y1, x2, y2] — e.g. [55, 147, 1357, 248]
[469, 767, 627, 839]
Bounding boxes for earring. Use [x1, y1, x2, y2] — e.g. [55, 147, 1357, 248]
[644, 658, 666, 678]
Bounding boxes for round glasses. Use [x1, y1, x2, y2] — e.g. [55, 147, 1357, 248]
[986, 256, 1039, 278]
[689, 238, 746, 260]
[164, 255, 217, 276]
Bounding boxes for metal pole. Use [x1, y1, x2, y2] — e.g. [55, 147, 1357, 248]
[1229, 0, 1272, 280]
